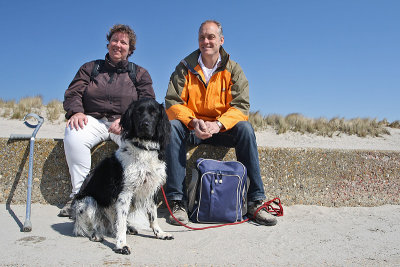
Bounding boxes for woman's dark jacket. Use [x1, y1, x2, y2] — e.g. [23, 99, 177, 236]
[64, 54, 155, 121]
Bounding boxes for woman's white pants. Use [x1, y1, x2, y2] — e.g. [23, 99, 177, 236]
[63, 116, 121, 198]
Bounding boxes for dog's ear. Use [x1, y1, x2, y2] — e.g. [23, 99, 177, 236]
[120, 100, 137, 139]
[156, 102, 171, 160]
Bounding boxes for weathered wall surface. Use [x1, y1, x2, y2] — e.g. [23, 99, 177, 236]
[1, 138, 399, 206]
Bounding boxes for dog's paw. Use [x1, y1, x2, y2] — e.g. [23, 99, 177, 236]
[156, 232, 174, 240]
[126, 226, 138, 235]
[113, 245, 131, 255]
[89, 233, 104, 242]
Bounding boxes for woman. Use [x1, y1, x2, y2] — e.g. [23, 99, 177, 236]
[59, 24, 155, 217]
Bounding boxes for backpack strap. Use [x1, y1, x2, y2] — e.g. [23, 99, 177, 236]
[90, 59, 104, 82]
[127, 62, 137, 85]
[90, 60, 137, 85]
[187, 168, 200, 213]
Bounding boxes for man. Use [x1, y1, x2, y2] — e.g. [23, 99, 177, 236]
[164, 20, 277, 226]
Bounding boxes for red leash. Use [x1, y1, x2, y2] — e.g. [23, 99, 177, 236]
[255, 197, 284, 217]
[161, 186, 283, 230]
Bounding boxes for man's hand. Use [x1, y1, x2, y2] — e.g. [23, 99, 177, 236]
[108, 118, 122, 135]
[66, 112, 88, 130]
[205, 121, 222, 135]
[191, 119, 212, 140]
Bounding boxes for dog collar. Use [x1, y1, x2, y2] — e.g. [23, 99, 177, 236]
[132, 141, 160, 151]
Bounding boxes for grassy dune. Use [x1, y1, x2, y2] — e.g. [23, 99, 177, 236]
[0, 96, 63, 123]
[1, 96, 399, 137]
[249, 111, 399, 137]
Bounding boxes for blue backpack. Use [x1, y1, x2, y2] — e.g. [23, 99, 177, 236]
[188, 158, 249, 223]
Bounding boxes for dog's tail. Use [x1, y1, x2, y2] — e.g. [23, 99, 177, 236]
[73, 197, 105, 237]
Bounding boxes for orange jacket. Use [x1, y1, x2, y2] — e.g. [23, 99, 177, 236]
[165, 47, 249, 131]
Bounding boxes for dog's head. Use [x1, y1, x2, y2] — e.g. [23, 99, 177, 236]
[120, 98, 171, 159]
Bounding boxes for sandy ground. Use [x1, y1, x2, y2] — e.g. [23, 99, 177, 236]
[1, 204, 399, 266]
[1, 117, 400, 151]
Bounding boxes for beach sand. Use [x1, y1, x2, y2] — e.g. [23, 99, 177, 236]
[0, 204, 399, 266]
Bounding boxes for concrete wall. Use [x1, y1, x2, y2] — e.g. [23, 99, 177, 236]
[1, 137, 399, 207]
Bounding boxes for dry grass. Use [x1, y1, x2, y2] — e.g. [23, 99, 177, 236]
[389, 120, 400, 129]
[10, 96, 43, 119]
[0, 96, 64, 123]
[0, 96, 397, 136]
[249, 112, 392, 137]
[0, 99, 16, 118]
[46, 99, 64, 122]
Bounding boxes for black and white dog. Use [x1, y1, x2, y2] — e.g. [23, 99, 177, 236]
[73, 98, 173, 255]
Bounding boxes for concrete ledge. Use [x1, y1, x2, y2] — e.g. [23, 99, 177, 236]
[1, 137, 399, 206]
[1, 138, 117, 206]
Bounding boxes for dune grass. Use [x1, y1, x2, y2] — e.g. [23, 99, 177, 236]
[249, 112, 393, 137]
[45, 99, 64, 122]
[0, 96, 398, 136]
[389, 120, 400, 129]
[0, 96, 64, 122]
[11, 95, 43, 120]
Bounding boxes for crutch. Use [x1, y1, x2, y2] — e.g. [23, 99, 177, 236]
[10, 113, 44, 232]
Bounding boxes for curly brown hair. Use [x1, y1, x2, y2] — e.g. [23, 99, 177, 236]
[106, 24, 136, 57]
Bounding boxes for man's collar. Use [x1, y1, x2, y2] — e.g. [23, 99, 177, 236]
[198, 54, 221, 70]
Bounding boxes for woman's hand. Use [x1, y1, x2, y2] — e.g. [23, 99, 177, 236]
[108, 118, 122, 135]
[66, 112, 88, 130]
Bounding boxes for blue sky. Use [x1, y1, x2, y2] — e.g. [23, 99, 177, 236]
[0, 0, 399, 121]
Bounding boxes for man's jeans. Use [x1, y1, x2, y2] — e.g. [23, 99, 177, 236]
[165, 120, 266, 202]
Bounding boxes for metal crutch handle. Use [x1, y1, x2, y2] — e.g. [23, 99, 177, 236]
[23, 113, 44, 138]
[9, 113, 44, 140]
